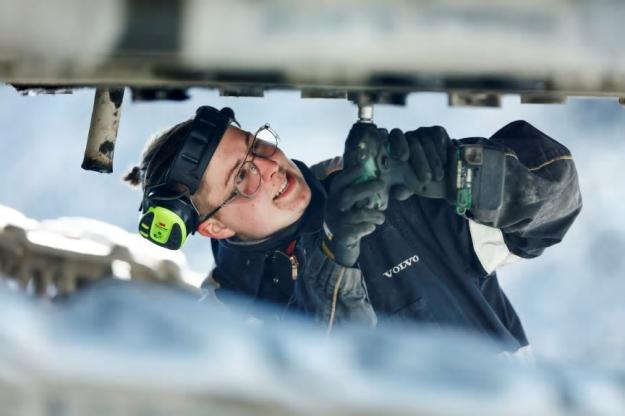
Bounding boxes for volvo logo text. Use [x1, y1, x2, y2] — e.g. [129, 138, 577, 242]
[383, 255, 420, 278]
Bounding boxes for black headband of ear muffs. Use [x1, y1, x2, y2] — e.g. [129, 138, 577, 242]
[165, 106, 233, 194]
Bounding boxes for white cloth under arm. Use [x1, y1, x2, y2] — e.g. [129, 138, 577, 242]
[468, 220, 522, 274]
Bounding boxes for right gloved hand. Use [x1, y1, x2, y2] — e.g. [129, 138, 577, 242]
[322, 166, 386, 267]
[388, 126, 451, 201]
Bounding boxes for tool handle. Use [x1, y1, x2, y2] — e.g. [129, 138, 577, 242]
[343, 122, 452, 210]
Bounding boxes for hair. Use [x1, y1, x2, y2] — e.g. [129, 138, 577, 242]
[125, 107, 239, 217]
[124, 119, 194, 191]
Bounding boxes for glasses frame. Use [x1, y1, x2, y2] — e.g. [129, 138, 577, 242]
[196, 123, 279, 224]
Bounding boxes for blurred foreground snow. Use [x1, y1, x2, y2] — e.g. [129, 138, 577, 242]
[0, 279, 624, 416]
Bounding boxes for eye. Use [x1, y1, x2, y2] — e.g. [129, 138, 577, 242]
[235, 168, 247, 184]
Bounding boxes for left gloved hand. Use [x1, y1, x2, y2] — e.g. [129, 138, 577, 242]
[323, 166, 387, 267]
[388, 126, 451, 201]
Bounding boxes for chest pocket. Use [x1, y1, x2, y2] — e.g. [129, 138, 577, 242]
[358, 221, 436, 315]
[359, 221, 423, 281]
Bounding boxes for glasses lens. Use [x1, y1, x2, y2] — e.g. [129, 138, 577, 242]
[252, 124, 279, 158]
[235, 161, 261, 197]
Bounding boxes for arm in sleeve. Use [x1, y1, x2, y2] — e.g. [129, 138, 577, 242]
[466, 120, 582, 265]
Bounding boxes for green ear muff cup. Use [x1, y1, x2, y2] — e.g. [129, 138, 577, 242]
[138, 202, 195, 250]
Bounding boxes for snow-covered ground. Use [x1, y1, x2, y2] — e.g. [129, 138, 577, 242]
[1, 86, 625, 413]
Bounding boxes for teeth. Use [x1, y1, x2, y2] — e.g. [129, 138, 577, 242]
[275, 178, 288, 199]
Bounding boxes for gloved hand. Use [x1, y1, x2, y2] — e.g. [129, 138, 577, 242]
[322, 166, 386, 267]
[388, 126, 451, 201]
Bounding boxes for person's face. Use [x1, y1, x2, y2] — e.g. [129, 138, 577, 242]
[195, 126, 312, 240]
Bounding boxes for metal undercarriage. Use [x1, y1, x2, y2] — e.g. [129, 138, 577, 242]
[2, 0, 625, 101]
[4, 0, 624, 172]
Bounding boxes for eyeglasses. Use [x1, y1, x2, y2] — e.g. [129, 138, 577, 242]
[197, 123, 280, 223]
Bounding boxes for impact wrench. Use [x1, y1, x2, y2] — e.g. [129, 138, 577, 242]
[343, 103, 506, 215]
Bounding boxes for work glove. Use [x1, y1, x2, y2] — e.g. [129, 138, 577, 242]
[322, 166, 386, 267]
[388, 126, 451, 201]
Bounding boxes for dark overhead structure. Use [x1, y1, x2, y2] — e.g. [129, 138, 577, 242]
[1, 0, 624, 171]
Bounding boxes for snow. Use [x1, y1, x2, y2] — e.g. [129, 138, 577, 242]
[40, 216, 189, 268]
[25, 229, 111, 256]
[0, 206, 206, 286]
[0, 280, 624, 414]
[0, 205, 38, 230]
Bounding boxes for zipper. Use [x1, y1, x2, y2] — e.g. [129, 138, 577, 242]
[288, 255, 299, 280]
[286, 240, 298, 280]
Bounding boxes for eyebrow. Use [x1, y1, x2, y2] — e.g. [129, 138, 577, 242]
[223, 132, 253, 188]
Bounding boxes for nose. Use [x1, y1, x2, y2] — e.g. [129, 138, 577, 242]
[253, 156, 279, 182]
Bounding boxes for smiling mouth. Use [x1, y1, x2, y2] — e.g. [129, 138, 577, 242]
[273, 173, 291, 200]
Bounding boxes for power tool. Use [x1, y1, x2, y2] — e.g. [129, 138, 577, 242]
[343, 103, 506, 215]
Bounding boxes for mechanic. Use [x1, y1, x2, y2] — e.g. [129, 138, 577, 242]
[126, 106, 582, 351]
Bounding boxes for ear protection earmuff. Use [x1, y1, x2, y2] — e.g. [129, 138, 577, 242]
[138, 106, 235, 250]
